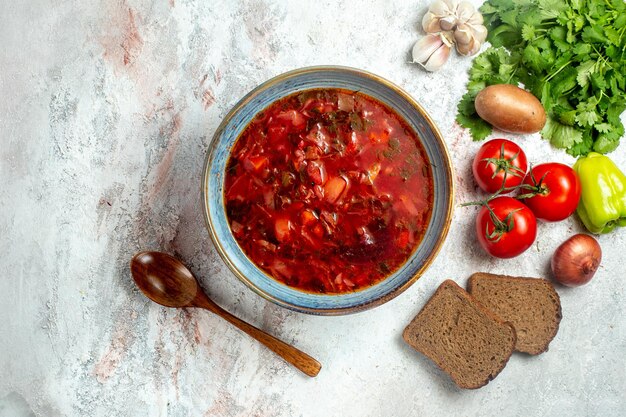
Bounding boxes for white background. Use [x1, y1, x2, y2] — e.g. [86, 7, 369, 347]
[1, 0, 624, 416]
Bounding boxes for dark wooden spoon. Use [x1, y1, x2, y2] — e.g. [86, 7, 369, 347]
[130, 251, 321, 377]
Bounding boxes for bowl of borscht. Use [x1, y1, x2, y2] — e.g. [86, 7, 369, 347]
[203, 66, 454, 315]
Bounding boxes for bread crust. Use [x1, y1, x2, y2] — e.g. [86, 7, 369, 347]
[468, 273, 562, 355]
[403, 280, 517, 389]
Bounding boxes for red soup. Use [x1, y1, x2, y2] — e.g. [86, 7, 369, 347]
[225, 89, 433, 294]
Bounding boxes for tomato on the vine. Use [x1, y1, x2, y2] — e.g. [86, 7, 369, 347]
[475, 196, 537, 258]
[472, 139, 528, 194]
[520, 163, 581, 222]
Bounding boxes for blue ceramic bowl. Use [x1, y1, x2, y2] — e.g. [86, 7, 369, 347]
[202, 66, 454, 315]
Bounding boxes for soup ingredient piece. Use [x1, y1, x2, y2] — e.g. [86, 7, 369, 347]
[422, 0, 487, 57]
[573, 152, 626, 234]
[468, 273, 561, 355]
[474, 84, 546, 134]
[403, 280, 516, 389]
[456, 0, 626, 156]
[243, 155, 269, 173]
[337, 93, 355, 112]
[276, 110, 306, 128]
[274, 217, 293, 242]
[519, 163, 581, 222]
[472, 138, 527, 193]
[475, 196, 537, 258]
[323, 176, 348, 203]
[551, 234, 602, 287]
[411, 33, 453, 72]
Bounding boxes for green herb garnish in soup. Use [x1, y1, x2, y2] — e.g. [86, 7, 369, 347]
[224, 89, 433, 294]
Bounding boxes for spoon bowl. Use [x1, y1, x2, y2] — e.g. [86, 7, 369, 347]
[130, 251, 321, 377]
[131, 251, 199, 308]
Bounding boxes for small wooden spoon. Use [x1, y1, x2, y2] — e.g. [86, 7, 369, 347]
[130, 251, 321, 377]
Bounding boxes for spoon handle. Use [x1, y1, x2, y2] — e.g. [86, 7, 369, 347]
[195, 298, 322, 377]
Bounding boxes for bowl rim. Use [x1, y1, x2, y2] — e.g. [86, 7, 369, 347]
[201, 65, 455, 315]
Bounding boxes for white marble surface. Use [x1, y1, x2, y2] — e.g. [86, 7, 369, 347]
[1, 1, 625, 416]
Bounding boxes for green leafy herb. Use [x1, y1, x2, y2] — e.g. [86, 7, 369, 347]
[456, 0, 626, 156]
[383, 137, 401, 158]
[349, 111, 372, 132]
[378, 262, 391, 274]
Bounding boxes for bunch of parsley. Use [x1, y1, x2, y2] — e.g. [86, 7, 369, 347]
[456, 0, 626, 156]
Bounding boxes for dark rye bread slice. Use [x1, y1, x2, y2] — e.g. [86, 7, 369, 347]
[468, 273, 562, 355]
[403, 280, 516, 389]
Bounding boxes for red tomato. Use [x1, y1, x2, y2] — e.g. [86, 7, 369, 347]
[476, 196, 537, 258]
[472, 139, 528, 193]
[521, 163, 581, 222]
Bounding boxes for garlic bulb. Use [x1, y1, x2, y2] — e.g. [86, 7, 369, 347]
[454, 23, 485, 56]
[420, 0, 488, 59]
[411, 33, 453, 72]
[421, 0, 458, 33]
[439, 15, 458, 31]
[430, 0, 457, 16]
[456, 36, 481, 56]
[470, 23, 488, 43]
[454, 23, 474, 45]
[455, 1, 478, 24]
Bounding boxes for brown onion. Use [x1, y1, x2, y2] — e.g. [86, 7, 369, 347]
[551, 234, 602, 287]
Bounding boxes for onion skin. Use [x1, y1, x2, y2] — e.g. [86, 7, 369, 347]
[551, 234, 602, 287]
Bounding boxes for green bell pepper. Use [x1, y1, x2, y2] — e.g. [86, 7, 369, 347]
[573, 152, 626, 234]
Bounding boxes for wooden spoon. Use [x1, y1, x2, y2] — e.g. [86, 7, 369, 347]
[130, 251, 321, 377]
